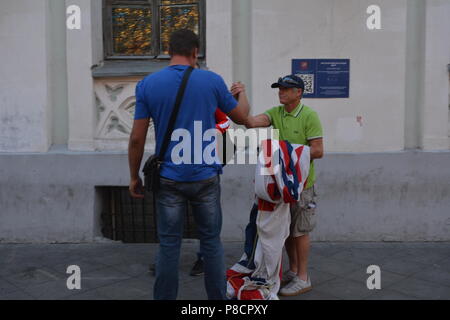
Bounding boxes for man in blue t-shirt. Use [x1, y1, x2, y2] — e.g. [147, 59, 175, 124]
[128, 29, 250, 300]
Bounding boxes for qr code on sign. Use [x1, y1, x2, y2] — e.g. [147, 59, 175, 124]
[297, 74, 314, 94]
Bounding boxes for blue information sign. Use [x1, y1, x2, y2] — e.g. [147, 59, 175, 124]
[292, 59, 350, 98]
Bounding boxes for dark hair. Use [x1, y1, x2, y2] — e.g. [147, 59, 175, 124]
[169, 29, 200, 57]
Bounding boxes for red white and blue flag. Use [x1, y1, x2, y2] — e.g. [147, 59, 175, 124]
[227, 139, 310, 300]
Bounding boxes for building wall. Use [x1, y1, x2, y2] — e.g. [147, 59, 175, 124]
[206, 0, 450, 152]
[0, 0, 449, 243]
[421, 0, 450, 150]
[222, 151, 450, 242]
[1, 0, 448, 153]
[66, 0, 97, 151]
[48, 0, 69, 146]
[252, 0, 407, 153]
[1, 151, 449, 243]
[0, 0, 52, 152]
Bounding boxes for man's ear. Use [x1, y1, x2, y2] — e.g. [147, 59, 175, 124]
[192, 47, 199, 59]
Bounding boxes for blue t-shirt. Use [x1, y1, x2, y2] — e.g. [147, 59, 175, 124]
[134, 65, 238, 182]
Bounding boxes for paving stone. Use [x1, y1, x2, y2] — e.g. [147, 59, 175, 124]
[119, 244, 155, 256]
[0, 245, 17, 258]
[0, 277, 20, 296]
[179, 249, 201, 280]
[70, 245, 127, 260]
[432, 257, 450, 273]
[312, 277, 374, 300]
[89, 253, 138, 267]
[280, 288, 339, 300]
[178, 277, 208, 300]
[310, 243, 348, 258]
[0, 256, 49, 277]
[389, 277, 450, 300]
[133, 294, 152, 300]
[365, 288, 418, 300]
[378, 258, 429, 276]
[112, 262, 151, 277]
[6, 266, 64, 289]
[94, 274, 153, 300]
[343, 268, 407, 289]
[0, 290, 35, 300]
[39, 253, 89, 269]
[67, 289, 110, 300]
[328, 247, 397, 265]
[342, 244, 404, 258]
[80, 267, 133, 290]
[311, 257, 363, 277]
[22, 279, 80, 300]
[344, 242, 396, 249]
[412, 265, 450, 287]
[49, 259, 109, 275]
[307, 252, 330, 266]
[390, 243, 450, 250]
[391, 248, 450, 265]
[307, 267, 338, 286]
[1, 242, 449, 300]
[1, 245, 43, 258]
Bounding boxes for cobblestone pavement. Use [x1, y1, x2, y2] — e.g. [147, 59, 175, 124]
[0, 241, 449, 300]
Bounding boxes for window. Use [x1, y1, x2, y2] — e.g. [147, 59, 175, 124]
[103, 0, 205, 59]
[97, 187, 199, 243]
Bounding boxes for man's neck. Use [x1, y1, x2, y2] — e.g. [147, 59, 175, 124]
[284, 100, 301, 113]
[169, 55, 194, 67]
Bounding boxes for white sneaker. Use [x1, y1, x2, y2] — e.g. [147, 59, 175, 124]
[268, 293, 280, 300]
[281, 270, 297, 286]
[279, 276, 312, 296]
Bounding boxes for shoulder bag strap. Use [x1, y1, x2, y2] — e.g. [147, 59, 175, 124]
[157, 66, 194, 161]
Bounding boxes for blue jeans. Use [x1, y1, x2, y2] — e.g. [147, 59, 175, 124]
[154, 175, 226, 300]
[238, 203, 258, 270]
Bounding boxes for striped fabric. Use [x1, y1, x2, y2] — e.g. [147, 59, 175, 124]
[227, 139, 310, 300]
[215, 108, 231, 134]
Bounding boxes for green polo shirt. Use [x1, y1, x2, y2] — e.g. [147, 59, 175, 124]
[264, 103, 323, 190]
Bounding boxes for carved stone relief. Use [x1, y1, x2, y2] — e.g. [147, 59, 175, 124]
[94, 79, 155, 148]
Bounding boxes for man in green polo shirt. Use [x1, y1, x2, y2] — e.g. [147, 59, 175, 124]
[240, 74, 324, 296]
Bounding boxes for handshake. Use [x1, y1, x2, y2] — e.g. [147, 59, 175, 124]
[230, 81, 246, 100]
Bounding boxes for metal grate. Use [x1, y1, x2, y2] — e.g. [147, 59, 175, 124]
[98, 187, 198, 243]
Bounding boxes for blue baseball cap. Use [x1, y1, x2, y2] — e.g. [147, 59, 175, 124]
[271, 75, 305, 90]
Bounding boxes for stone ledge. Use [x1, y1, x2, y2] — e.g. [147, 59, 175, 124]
[91, 59, 208, 78]
[92, 60, 170, 78]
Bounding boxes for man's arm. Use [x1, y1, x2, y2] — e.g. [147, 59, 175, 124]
[245, 114, 271, 128]
[227, 82, 250, 125]
[229, 82, 271, 128]
[309, 138, 324, 160]
[128, 118, 150, 198]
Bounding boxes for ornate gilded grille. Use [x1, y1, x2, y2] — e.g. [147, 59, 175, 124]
[103, 0, 205, 59]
